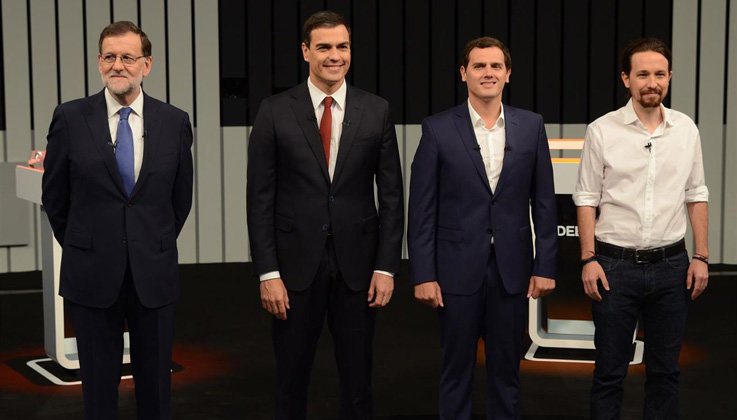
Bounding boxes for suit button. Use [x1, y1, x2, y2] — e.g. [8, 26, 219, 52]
[126, 202, 133, 207]
[322, 224, 330, 232]
[486, 229, 493, 234]
[122, 239, 128, 245]
[328, 195, 335, 202]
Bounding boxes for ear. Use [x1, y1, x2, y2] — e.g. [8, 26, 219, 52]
[142, 56, 152, 78]
[621, 71, 630, 88]
[97, 54, 105, 76]
[301, 42, 310, 62]
[505, 68, 511, 83]
[460, 66, 467, 82]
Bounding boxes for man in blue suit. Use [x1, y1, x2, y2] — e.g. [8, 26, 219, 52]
[408, 37, 558, 419]
[42, 21, 193, 419]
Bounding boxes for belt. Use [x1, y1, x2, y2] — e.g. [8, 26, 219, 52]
[596, 239, 685, 264]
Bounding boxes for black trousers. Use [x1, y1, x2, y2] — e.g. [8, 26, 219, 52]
[67, 265, 176, 420]
[273, 239, 376, 420]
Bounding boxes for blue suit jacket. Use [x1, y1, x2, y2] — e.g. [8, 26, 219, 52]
[408, 103, 557, 295]
[41, 90, 193, 308]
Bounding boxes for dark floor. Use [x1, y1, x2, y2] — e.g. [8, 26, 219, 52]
[1, 262, 735, 419]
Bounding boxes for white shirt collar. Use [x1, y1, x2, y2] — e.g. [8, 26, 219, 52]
[307, 77, 347, 111]
[623, 98, 674, 127]
[105, 87, 144, 118]
[468, 99, 505, 129]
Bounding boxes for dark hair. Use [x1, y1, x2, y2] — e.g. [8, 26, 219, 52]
[620, 38, 671, 76]
[98, 21, 152, 57]
[461, 37, 511, 69]
[302, 11, 351, 46]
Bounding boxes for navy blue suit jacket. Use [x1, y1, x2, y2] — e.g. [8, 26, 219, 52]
[408, 103, 557, 295]
[41, 90, 193, 309]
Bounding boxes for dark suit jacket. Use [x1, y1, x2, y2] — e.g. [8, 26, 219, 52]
[247, 82, 404, 292]
[41, 90, 193, 309]
[408, 103, 557, 295]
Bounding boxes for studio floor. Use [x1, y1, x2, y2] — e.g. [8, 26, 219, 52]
[1, 262, 735, 419]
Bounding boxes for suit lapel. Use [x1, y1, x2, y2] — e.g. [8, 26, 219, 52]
[332, 86, 363, 185]
[454, 104, 492, 195]
[492, 105, 517, 200]
[129, 93, 161, 198]
[290, 83, 330, 183]
[82, 90, 126, 196]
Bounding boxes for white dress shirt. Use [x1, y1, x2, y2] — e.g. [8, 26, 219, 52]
[573, 99, 709, 249]
[468, 100, 506, 193]
[105, 87, 145, 181]
[260, 79, 392, 281]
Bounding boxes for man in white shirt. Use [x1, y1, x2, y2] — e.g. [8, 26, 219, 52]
[408, 37, 557, 420]
[247, 11, 403, 419]
[574, 38, 709, 419]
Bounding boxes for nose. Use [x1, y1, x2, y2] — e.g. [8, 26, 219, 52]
[111, 56, 125, 71]
[328, 47, 340, 61]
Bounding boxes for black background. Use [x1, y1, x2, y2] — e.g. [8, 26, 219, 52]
[218, 0, 673, 126]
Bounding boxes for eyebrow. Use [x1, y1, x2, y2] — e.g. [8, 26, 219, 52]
[314, 42, 351, 48]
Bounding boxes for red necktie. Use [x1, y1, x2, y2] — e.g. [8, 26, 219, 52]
[320, 96, 333, 164]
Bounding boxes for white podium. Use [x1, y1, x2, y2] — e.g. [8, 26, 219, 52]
[525, 141, 643, 364]
[15, 165, 131, 385]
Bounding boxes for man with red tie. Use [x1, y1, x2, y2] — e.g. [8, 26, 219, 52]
[247, 11, 404, 419]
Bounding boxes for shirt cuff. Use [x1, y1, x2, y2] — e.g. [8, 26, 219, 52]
[373, 270, 394, 278]
[573, 191, 600, 207]
[685, 185, 709, 203]
[259, 271, 281, 282]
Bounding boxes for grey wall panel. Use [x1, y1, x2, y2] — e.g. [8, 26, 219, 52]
[561, 124, 586, 159]
[671, 0, 698, 121]
[140, 0, 167, 101]
[30, 0, 58, 149]
[697, 0, 726, 262]
[403, 125, 422, 260]
[395, 126, 406, 260]
[0, 130, 5, 272]
[725, 1, 737, 264]
[85, 1, 111, 95]
[168, 0, 196, 264]
[58, 0, 86, 103]
[2, 0, 37, 272]
[223, 126, 248, 263]
[112, 0, 138, 24]
[193, 0, 223, 263]
[27, 0, 55, 274]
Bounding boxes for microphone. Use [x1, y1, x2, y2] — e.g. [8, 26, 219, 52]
[473, 145, 481, 152]
[107, 141, 117, 154]
[143, 130, 147, 139]
[504, 146, 512, 152]
[342, 120, 351, 128]
[645, 142, 652, 149]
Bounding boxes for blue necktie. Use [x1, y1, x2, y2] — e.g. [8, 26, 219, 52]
[116, 107, 135, 196]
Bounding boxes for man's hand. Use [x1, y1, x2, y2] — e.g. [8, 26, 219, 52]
[582, 261, 609, 302]
[414, 281, 444, 308]
[260, 278, 290, 320]
[368, 272, 394, 307]
[687, 259, 708, 300]
[527, 276, 555, 299]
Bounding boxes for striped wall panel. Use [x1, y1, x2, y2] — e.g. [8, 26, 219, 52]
[1, 0, 736, 275]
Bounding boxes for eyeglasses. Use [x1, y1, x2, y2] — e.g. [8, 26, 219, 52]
[99, 54, 147, 65]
